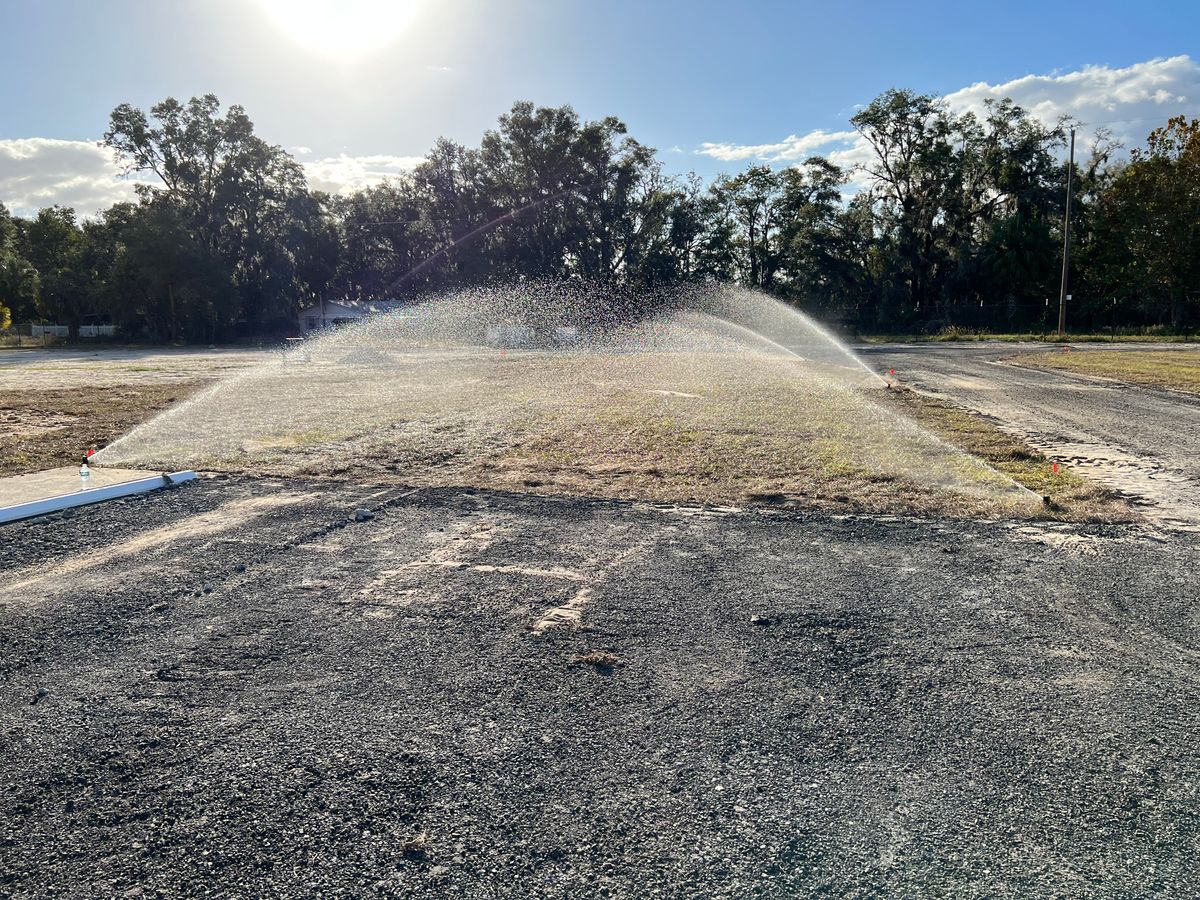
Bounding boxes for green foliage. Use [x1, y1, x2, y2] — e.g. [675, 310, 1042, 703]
[104, 94, 334, 336]
[0, 203, 39, 325]
[105, 201, 236, 342]
[4, 94, 1197, 342]
[26, 206, 88, 336]
[1099, 117, 1200, 327]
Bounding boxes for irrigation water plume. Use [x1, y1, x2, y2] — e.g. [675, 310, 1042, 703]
[96, 282, 1039, 515]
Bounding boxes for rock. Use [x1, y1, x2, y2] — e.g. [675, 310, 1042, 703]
[202, 583, 214, 594]
[750, 614, 772, 626]
[354, 508, 375, 522]
[235, 563, 246, 573]
[31, 687, 49, 705]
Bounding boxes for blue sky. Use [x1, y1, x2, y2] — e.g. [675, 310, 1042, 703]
[2, 0, 1199, 215]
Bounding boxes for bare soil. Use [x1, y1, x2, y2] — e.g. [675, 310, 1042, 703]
[0, 383, 208, 477]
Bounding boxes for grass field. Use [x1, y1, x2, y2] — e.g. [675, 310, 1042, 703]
[0, 345, 1126, 522]
[894, 388, 1121, 518]
[80, 346, 1124, 522]
[859, 331, 1199, 344]
[1015, 349, 1200, 393]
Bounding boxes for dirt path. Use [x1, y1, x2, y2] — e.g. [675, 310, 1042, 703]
[862, 343, 1200, 528]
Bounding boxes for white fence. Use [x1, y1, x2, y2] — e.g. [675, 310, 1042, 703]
[29, 324, 116, 338]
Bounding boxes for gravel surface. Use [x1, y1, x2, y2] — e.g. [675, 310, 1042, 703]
[861, 342, 1200, 527]
[3, 476, 1198, 897]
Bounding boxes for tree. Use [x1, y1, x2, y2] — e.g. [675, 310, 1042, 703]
[105, 201, 235, 342]
[25, 207, 88, 338]
[847, 90, 1071, 330]
[3, 90, 1186, 341]
[330, 102, 691, 300]
[706, 166, 785, 289]
[104, 94, 329, 332]
[851, 90, 959, 323]
[1100, 116, 1200, 328]
[0, 203, 38, 326]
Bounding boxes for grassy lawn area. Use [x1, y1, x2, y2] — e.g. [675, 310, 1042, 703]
[859, 331, 1198, 343]
[92, 347, 1126, 522]
[0, 344, 1127, 522]
[1014, 349, 1200, 393]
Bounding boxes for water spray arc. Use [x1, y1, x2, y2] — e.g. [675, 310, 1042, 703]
[97, 282, 1039, 516]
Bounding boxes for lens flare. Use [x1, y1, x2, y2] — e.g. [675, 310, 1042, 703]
[257, 0, 424, 59]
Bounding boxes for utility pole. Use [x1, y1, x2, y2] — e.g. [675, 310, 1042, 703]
[1057, 126, 1076, 338]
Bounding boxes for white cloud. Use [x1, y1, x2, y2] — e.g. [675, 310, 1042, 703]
[698, 55, 1200, 173]
[0, 140, 425, 216]
[301, 153, 424, 194]
[943, 55, 1199, 151]
[0, 138, 139, 218]
[698, 129, 858, 163]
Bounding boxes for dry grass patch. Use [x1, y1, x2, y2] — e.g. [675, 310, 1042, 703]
[1014, 349, 1200, 393]
[892, 387, 1130, 522]
[6, 346, 1128, 523]
[96, 350, 1080, 520]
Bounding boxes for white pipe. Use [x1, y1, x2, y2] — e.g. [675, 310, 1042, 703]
[0, 471, 197, 525]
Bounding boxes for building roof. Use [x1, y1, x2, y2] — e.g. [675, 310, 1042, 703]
[297, 298, 408, 318]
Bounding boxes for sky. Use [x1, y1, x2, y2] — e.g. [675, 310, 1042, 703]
[1, 0, 1199, 217]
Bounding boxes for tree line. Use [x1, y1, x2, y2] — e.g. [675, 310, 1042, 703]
[1, 93, 1197, 341]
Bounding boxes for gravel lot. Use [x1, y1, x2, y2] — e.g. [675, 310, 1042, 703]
[3, 476, 1198, 897]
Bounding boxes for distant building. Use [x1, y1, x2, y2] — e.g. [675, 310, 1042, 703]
[296, 299, 408, 332]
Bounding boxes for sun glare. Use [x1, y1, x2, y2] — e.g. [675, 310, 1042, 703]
[257, 0, 424, 60]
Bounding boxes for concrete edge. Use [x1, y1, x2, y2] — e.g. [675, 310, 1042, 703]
[0, 471, 197, 525]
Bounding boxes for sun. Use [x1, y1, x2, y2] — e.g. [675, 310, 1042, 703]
[257, 0, 425, 60]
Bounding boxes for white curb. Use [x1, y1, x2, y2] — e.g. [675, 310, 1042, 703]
[0, 471, 197, 525]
